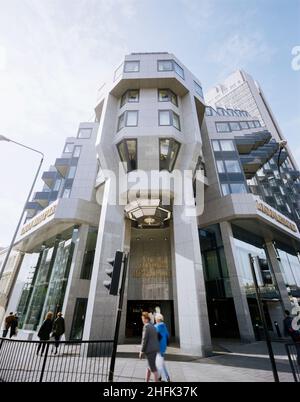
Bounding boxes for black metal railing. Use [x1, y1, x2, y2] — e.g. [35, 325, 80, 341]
[285, 343, 300, 382]
[0, 338, 114, 382]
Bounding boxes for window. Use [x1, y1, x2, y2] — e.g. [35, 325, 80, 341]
[212, 140, 221, 151]
[216, 160, 225, 173]
[248, 121, 255, 128]
[172, 113, 181, 130]
[159, 110, 171, 126]
[158, 60, 185, 79]
[117, 111, 139, 131]
[53, 179, 62, 192]
[121, 90, 139, 107]
[159, 139, 181, 172]
[80, 227, 98, 280]
[64, 143, 74, 153]
[194, 81, 204, 98]
[158, 89, 178, 106]
[159, 110, 181, 130]
[225, 160, 242, 173]
[117, 139, 137, 172]
[216, 122, 230, 133]
[158, 60, 173, 72]
[70, 298, 88, 341]
[229, 122, 241, 131]
[174, 61, 184, 79]
[221, 184, 230, 196]
[73, 146, 81, 158]
[205, 107, 213, 116]
[230, 183, 247, 194]
[68, 166, 77, 179]
[240, 121, 249, 130]
[118, 113, 125, 131]
[78, 128, 92, 139]
[220, 140, 235, 152]
[124, 61, 140, 73]
[62, 188, 71, 198]
[126, 110, 139, 126]
[254, 120, 261, 128]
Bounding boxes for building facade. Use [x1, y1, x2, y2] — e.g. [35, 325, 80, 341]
[4, 53, 300, 356]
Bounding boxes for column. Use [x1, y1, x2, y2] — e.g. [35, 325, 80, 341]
[173, 205, 212, 357]
[220, 221, 256, 343]
[83, 180, 125, 341]
[265, 242, 292, 311]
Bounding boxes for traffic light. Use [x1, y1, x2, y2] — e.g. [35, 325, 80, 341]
[103, 251, 124, 296]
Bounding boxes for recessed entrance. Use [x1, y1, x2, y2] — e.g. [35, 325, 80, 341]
[125, 300, 175, 338]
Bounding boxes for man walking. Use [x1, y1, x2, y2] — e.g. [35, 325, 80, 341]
[139, 312, 160, 382]
[155, 313, 170, 382]
[3, 312, 14, 338]
[52, 312, 65, 355]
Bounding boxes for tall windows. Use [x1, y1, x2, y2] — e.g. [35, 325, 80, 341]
[159, 138, 181, 172]
[117, 139, 138, 172]
[158, 110, 181, 131]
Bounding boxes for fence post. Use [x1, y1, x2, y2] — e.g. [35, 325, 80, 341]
[286, 344, 298, 382]
[39, 342, 50, 383]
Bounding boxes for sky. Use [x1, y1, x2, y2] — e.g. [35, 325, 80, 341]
[0, 0, 299, 246]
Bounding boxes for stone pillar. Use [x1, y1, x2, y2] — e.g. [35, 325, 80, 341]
[264, 242, 292, 312]
[118, 220, 132, 344]
[82, 179, 125, 341]
[220, 221, 256, 343]
[62, 224, 91, 339]
[173, 205, 212, 356]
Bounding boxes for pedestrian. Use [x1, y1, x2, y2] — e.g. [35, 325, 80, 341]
[283, 310, 300, 365]
[139, 312, 160, 382]
[9, 314, 18, 338]
[154, 313, 170, 382]
[37, 312, 53, 357]
[2, 312, 14, 338]
[52, 312, 65, 355]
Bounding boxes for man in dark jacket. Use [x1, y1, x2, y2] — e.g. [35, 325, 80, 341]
[52, 312, 65, 355]
[3, 312, 14, 337]
[284, 310, 300, 365]
[139, 312, 160, 382]
[37, 312, 53, 356]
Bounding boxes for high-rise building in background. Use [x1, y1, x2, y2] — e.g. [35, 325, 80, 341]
[2, 53, 300, 356]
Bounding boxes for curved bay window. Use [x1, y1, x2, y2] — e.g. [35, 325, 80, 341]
[159, 138, 181, 172]
[117, 139, 138, 172]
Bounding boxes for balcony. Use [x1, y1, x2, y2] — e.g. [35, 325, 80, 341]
[25, 201, 42, 218]
[54, 158, 70, 177]
[32, 191, 50, 208]
[42, 171, 57, 189]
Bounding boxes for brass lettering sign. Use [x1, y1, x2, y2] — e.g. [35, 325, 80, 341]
[256, 201, 298, 233]
[132, 256, 172, 279]
[21, 204, 57, 236]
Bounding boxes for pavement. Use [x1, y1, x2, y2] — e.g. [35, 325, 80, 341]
[113, 340, 297, 382]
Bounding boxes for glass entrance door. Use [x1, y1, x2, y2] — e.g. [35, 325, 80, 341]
[126, 300, 174, 339]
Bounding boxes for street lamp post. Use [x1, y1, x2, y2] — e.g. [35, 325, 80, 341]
[0, 135, 44, 303]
